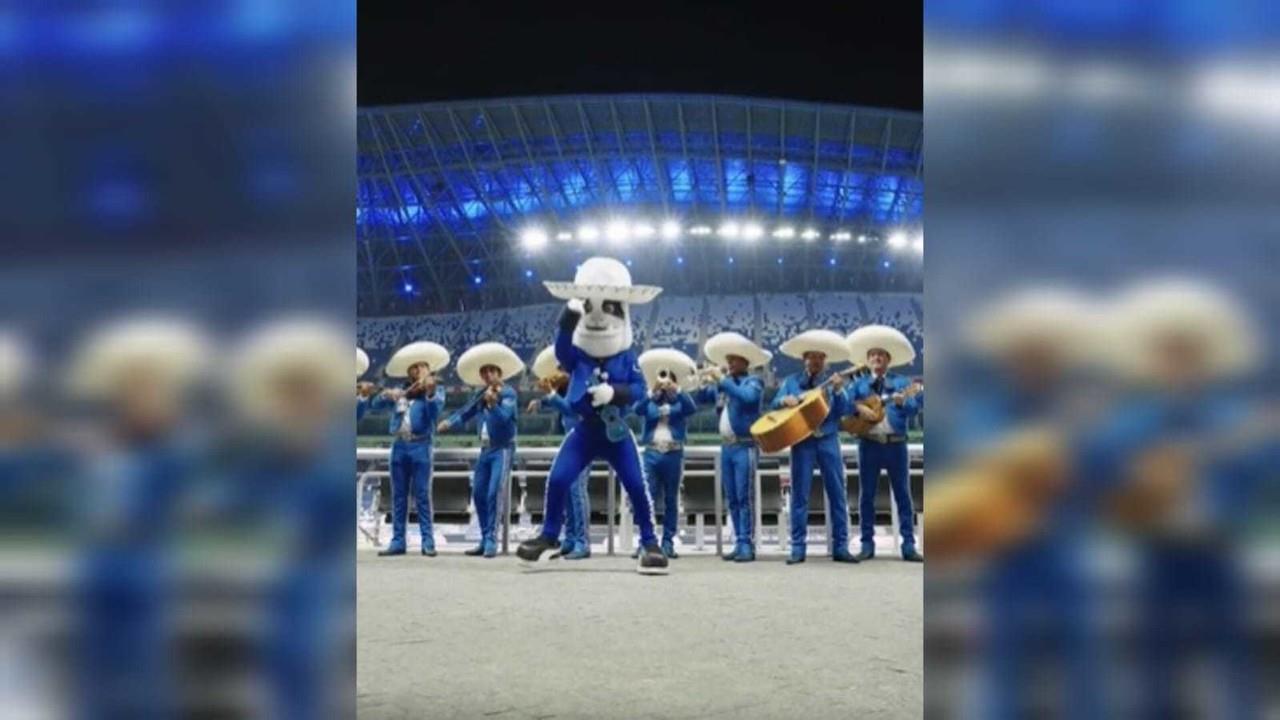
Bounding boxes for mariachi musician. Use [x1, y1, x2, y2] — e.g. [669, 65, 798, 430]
[773, 329, 858, 564]
[526, 345, 592, 559]
[634, 348, 699, 559]
[845, 325, 923, 562]
[437, 342, 523, 558]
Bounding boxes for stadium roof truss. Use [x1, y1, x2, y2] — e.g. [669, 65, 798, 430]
[358, 94, 922, 315]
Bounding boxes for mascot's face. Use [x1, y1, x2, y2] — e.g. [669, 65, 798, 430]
[574, 296, 631, 358]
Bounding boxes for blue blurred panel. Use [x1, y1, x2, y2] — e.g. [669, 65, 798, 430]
[666, 158, 694, 203]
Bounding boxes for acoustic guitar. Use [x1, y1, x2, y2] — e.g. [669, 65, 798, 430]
[840, 381, 923, 436]
[750, 366, 862, 453]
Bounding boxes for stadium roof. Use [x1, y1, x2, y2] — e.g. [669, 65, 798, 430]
[358, 94, 922, 316]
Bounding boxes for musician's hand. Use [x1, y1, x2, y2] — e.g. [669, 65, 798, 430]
[782, 395, 799, 407]
[857, 403, 878, 420]
[587, 383, 614, 407]
[381, 388, 403, 401]
[893, 393, 905, 407]
[830, 373, 845, 390]
[436, 420, 450, 433]
[525, 400, 540, 414]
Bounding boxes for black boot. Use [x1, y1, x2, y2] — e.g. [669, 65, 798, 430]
[637, 543, 669, 575]
[463, 545, 485, 556]
[516, 536, 560, 563]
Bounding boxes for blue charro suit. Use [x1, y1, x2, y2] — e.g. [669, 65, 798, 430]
[848, 371, 923, 556]
[538, 309, 658, 548]
[634, 389, 697, 547]
[692, 372, 764, 556]
[537, 391, 591, 555]
[446, 384, 519, 556]
[370, 386, 446, 551]
[774, 370, 851, 559]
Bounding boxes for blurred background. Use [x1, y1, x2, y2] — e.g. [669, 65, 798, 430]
[924, 2, 1278, 718]
[1, 3, 354, 719]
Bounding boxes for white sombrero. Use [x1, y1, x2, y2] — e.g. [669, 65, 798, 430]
[0, 332, 31, 398]
[356, 347, 370, 378]
[544, 256, 662, 304]
[69, 316, 212, 400]
[385, 341, 450, 378]
[531, 346, 560, 380]
[846, 325, 916, 368]
[781, 329, 850, 363]
[638, 348, 699, 391]
[456, 342, 525, 386]
[966, 288, 1096, 365]
[231, 319, 350, 423]
[703, 331, 772, 368]
[1108, 278, 1259, 380]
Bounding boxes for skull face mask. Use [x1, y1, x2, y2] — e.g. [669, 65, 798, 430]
[573, 296, 631, 358]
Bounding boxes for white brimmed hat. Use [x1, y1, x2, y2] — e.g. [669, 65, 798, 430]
[69, 317, 211, 400]
[531, 346, 560, 380]
[232, 319, 349, 422]
[781, 329, 850, 363]
[846, 325, 916, 368]
[1108, 278, 1259, 380]
[544, 256, 662, 305]
[703, 331, 772, 368]
[385, 341, 450, 378]
[965, 288, 1096, 365]
[356, 347, 370, 378]
[638, 348, 699, 391]
[456, 342, 525, 386]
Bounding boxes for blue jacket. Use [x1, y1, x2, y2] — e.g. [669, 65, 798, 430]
[447, 384, 519, 447]
[555, 309, 646, 423]
[692, 372, 765, 438]
[773, 370, 851, 438]
[541, 392, 579, 434]
[370, 387, 446, 441]
[634, 390, 697, 444]
[848, 372, 922, 436]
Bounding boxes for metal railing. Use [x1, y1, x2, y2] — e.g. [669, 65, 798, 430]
[357, 443, 923, 556]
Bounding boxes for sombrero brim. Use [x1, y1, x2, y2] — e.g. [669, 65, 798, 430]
[780, 331, 851, 363]
[457, 343, 525, 386]
[703, 333, 771, 368]
[531, 346, 559, 380]
[638, 349, 698, 391]
[356, 348, 370, 378]
[846, 326, 916, 368]
[385, 342, 450, 378]
[544, 281, 663, 305]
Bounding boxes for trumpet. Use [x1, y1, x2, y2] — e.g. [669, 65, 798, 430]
[697, 364, 725, 385]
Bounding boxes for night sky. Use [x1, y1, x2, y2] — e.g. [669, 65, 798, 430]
[359, 1, 921, 110]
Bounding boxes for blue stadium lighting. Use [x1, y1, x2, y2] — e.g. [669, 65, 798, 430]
[632, 222, 655, 240]
[883, 260, 892, 268]
[556, 231, 573, 242]
[857, 234, 868, 244]
[887, 231, 908, 250]
[741, 223, 764, 241]
[605, 218, 631, 244]
[577, 223, 600, 244]
[801, 228, 820, 241]
[777, 257, 784, 265]
[688, 225, 712, 236]
[728, 256, 735, 265]
[473, 276, 483, 285]
[660, 220, 681, 240]
[403, 283, 413, 293]
[828, 258, 837, 267]
[717, 221, 740, 239]
[676, 256, 684, 265]
[524, 269, 534, 278]
[520, 227, 548, 251]
[772, 226, 796, 240]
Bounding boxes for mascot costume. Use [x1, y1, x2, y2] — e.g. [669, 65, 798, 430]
[516, 257, 669, 574]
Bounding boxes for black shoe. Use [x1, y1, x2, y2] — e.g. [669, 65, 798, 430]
[902, 550, 924, 563]
[516, 536, 560, 563]
[631, 546, 642, 559]
[832, 551, 861, 564]
[420, 546, 437, 557]
[377, 547, 406, 557]
[786, 551, 806, 565]
[638, 543, 669, 575]
[463, 545, 485, 556]
[855, 550, 875, 562]
[721, 549, 737, 561]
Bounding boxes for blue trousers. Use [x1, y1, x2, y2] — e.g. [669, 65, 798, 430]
[542, 420, 657, 547]
[643, 449, 684, 544]
[721, 443, 758, 549]
[389, 440, 433, 549]
[559, 465, 592, 550]
[857, 440, 915, 552]
[789, 433, 849, 554]
[472, 445, 514, 547]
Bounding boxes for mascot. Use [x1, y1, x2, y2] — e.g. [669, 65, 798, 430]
[516, 257, 668, 574]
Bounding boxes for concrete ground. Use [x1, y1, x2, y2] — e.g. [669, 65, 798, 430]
[357, 550, 921, 720]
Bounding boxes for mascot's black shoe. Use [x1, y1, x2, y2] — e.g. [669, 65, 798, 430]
[516, 536, 560, 564]
[637, 543, 670, 575]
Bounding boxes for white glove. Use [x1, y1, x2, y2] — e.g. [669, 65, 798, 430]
[567, 298, 585, 315]
[659, 404, 671, 417]
[587, 383, 614, 407]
